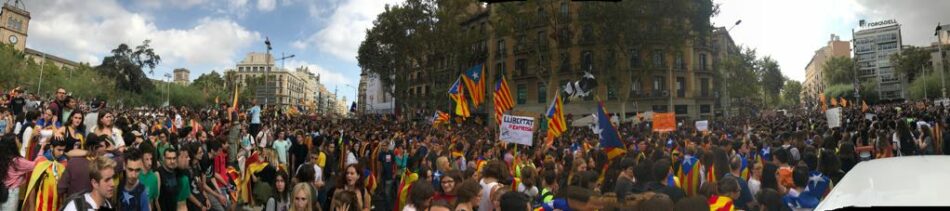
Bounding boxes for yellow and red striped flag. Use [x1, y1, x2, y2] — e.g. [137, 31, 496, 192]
[494, 73, 514, 125]
[545, 93, 567, 140]
[449, 77, 470, 117]
[462, 64, 486, 108]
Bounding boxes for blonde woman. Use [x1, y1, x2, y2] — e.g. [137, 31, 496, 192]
[290, 183, 316, 211]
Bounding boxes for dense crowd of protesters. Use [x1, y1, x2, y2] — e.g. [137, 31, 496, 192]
[1, 85, 949, 211]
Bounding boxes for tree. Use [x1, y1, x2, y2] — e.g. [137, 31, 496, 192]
[908, 72, 941, 100]
[781, 79, 802, 107]
[758, 56, 784, 107]
[891, 46, 932, 83]
[723, 47, 760, 101]
[96, 40, 161, 93]
[821, 56, 854, 86]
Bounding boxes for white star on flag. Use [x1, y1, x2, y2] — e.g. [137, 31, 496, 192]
[472, 72, 479, 80]
[808, 173, 824, 189]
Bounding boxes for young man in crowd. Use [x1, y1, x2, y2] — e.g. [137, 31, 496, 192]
[158, 147, 179, 211]
[62, 156, 117, 211]
[117, 148, 150, 211]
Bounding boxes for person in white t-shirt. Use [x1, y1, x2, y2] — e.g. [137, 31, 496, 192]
[62, 156, 117, 211]
[477, 161, 507, 211]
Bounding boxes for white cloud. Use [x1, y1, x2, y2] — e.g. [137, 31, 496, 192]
[283, 59, 354, 89]
[24, 0, 261, 70]
[291, 40, 308, 50]
[853, 0, 950, 46]
[713, 0, 864, 82]
[298, 0, 403, 63]
[257, 0, 276, 12]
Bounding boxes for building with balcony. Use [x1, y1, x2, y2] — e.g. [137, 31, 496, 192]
[227, 52, 321, 109]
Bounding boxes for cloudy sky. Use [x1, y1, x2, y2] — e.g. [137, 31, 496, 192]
[16, 0, 950, 105]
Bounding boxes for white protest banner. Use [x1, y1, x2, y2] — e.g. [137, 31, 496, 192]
[864, 113, 876, 121]
[500, 114, 535, 146]
[826, 108, 841, 128]
[695, 120, 709, 132]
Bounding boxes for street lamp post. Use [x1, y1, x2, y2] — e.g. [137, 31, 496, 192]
[164, 73, 172, 106]
[937, 24, 946, 99]
[264, 37, 272, 107]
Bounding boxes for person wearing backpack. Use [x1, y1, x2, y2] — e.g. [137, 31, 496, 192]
[61, 156, 117, 211]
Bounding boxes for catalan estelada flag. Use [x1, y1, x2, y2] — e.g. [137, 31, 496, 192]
[739, 154, 751, 181]
[237, 152, 269, 204]
[545, 92, 567, 140]
[449, 76, 470, 117]
[494, 72, 514, 125]
[595, 102, 626, 160]
[462, 64, 486, 108]
[677, 155, 702, 197]
[433, 111, 450, 125]
[819, 93, 827, 112]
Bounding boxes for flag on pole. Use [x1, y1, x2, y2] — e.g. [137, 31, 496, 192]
[594, 102, 626, 160]
[494, 72, 515, 125]
[449, 77, 471, 117]
[862, 100, 869, 112]
[545, 92, 567, 140]
[819, 93, 827, 112]
[462, 64, 486, 108]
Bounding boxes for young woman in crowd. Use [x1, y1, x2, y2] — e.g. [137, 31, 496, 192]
[335, 163, 371, 211]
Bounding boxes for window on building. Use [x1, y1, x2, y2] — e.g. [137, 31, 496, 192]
[497, 39, 506, 57]
[606, 50, 616, 68]
[653, 50, 665, 68]
[537, 7, 546, 23]
[699, 53, 708, 71]
[629, 49, 641, 68]
[629, 79, 641, 99]
[516, 59, 527, 76]
[537, 82, 547, 103]
[700, 78, 709, 97]
[517, 84, 527, 104]
[496, 62, 504, 77]
[653, 76, 665, 92]
[675, 52, 684, 70]
[676, 77, 685, 97]
[560, 53, 570, 72]
[701, 104, 711, 114]
[674, 105, 688, 115]
[559, 28, 571, 45]
[652, 105, 668, 113]
[560, 2, 569, 17]
[581, 51, 593, 72]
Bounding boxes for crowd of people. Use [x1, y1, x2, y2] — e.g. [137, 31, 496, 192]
[1, 85, 949, 211]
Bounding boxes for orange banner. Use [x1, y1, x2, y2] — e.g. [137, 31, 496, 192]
[652, 112, 676, 132]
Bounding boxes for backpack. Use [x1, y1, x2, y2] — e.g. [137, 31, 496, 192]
[61, 192, 92, 211]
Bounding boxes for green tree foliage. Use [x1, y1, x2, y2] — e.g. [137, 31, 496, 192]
[821, 56, 854, 86]
[823, 81, 878, 104]
[96, 40, 162, 93]
[891, 46, 932, 82]
[0, 43, 217, 107]
[722, 47, 760, 101]
[781, 79, 802, 107]
[908, 71, 942, 100]
[758, 56, 784, 107]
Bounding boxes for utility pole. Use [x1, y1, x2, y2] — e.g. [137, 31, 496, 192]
[264, 37, 272, 107]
